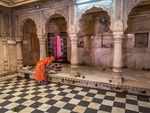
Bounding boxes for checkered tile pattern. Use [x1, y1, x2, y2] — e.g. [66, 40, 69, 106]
[0, 78, 150, 113]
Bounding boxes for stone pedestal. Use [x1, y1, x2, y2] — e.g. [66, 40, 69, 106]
[38, 35, 47, 59]
[16, 39, 23, 70]
[69, 33, 78, 65]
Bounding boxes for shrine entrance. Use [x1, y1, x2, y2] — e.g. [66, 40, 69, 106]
[46, 14, 69, 63]
[22, 19, 40, 66]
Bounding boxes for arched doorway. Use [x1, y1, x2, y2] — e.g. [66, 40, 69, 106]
[78, 7, 112, 66]
[46, 14, 69, 63]
[125, 0, 150, 69]
[22, 19, 40, 66]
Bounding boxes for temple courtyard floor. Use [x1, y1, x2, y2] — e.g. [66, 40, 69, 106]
[0, 64, 150, 113]
[0, 77, 150, 113]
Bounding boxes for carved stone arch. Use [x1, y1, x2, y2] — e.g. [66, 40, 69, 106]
[77, 6, 112, 32]
[78, 6, 111, 21]
[127, 0, 142, 16]
[20, 17, 40, 66]
[45, 12, 70, 63]
[45, 13, 68, 34]
[78, 6, 112, 34]
[19, 16, 38, 39]
[125, 0, 148, 31]
[45, 9, 68, 25]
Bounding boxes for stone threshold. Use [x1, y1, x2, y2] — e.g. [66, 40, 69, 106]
[49, 74, 150, 96]
[16, 68, 150, 96]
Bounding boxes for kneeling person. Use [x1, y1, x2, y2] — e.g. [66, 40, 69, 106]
[34, 56, 55, 84]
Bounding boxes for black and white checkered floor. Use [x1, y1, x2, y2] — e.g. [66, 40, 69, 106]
[0, 78, 150, 113]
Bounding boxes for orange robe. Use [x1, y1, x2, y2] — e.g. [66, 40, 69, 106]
[34, 57, 53, 81]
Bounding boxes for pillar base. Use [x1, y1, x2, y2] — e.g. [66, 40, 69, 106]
[112, 67, 122, 73]
[112, 72, 123, 85]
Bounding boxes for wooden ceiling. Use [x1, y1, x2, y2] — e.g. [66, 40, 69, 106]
[0, 0, 40, 7]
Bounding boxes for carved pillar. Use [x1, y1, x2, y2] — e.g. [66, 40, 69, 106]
[38, 35, 47, 59]
[113, 32, 123, 72]
[7, 40, 17, 71]
[112, 20, 124, 84]
[2, 39, 8, 73]
[16, 38, 23, 70]
[69, 33, 78, 65]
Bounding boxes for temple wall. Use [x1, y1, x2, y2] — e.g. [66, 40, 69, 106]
[124, 35, 150, 69]
[78, 33, 113, 67]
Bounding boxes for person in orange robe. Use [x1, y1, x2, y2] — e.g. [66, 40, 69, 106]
[34, 56, 55, 84]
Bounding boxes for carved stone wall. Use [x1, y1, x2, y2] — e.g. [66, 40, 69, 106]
[0, 6, 17, 75]
[1, 0, 150, 74]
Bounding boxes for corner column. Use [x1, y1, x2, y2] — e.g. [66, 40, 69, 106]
[16, 38, 23, 70]
[2, 39, 9, 73]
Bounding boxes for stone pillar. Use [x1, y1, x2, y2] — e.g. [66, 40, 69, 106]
[2, 39, 8, 73]
[112, 20, 124, 84]
[113, 32, 123, 73]
[69, 33, 78, 65]
[16, 39, 23, 70]
[7, 40, 17, 71]
[38, 35, 47, 59]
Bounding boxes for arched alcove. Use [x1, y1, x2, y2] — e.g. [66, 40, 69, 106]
[79, 7, 111, 36]
[124, 0, 150, 69]
[22, 19, 40, 66]
[45, 14, 70, 63]
[78, 7, 113, 66]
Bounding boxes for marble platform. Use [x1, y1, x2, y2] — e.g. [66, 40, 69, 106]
[16, 64, 150, 96]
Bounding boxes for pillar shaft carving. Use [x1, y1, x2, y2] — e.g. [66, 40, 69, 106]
[113, 32, 123, 72]
[112, 31, 124, 85]
[38, 34, 47, 59]
[69, 33, 78, 65]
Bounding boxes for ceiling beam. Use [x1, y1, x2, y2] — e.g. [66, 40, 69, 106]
[0, 0, 40, 7]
